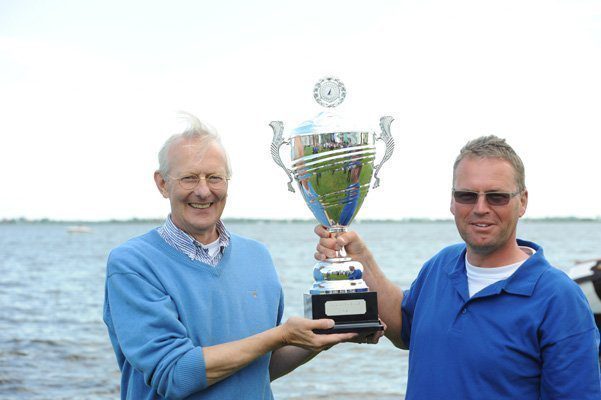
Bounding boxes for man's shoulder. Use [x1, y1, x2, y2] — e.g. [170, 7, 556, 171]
[110, 229, 160, 255]
[226, 232, 277, 270]
[536, 262, 581, 294]
[107, 229, 163, 272]
[531, 257, 598, 342]
[522, 253, 593, 314]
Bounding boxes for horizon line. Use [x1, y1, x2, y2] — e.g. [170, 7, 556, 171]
[1, 216, 600, 224]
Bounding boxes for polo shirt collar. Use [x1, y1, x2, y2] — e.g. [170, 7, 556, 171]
[503, 239, 550, 296]
[446, 239, 550, 301]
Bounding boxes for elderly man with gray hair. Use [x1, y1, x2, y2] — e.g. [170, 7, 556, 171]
[103, 112, 359, 400]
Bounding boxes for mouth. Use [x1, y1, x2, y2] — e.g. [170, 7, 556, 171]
[189, 202, 212, 209]
[470, 222, 493, 229]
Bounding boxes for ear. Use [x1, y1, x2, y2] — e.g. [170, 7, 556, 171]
[154, 171, 169, 198]
[519, 189, 528, 217]
[450, 195, 456, 216]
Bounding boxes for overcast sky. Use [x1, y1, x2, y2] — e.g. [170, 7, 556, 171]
[1, 0, 600, 221]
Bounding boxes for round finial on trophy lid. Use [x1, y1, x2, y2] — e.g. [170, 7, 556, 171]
[313, 76, 346, 108]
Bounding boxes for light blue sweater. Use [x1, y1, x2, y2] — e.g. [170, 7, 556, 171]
[103, 229, 284, 400]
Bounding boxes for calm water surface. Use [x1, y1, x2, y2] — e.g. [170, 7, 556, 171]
[0, 220, 599, 399]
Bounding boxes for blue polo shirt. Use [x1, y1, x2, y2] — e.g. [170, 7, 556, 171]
[401, 239, 601, 400]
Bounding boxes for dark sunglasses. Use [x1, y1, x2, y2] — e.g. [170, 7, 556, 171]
[452, 189, 522, 206]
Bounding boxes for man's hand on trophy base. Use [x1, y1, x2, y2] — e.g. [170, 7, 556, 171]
[279, 316, 358, 352]
[348, 319, 387, 344]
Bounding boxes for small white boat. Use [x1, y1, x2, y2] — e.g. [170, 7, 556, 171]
[568, 258, 601, 331]
[66, 225, 92, 234]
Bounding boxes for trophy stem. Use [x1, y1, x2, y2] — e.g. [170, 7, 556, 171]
[327, 226, 351, 262]
[328, 225, 347, 234]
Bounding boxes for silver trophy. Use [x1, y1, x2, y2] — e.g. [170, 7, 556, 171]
[270, 77, 394, 333]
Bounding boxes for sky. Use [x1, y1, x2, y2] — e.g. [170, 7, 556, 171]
[1, 0, 600, 221]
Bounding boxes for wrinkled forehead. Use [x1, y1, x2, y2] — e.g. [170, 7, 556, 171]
[169, 137, 227, 172]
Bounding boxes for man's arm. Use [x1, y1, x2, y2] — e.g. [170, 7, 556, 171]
[269, 346, 318, 381]
[106, 267, 355, 398]
[268, 321, 386, 381]
[203, 317, 354, 386]
[314, 225, 405, 348]
[539, 282, 601, 399]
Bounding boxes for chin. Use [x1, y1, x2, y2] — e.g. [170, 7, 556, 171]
[190, 219, 217, 231]
[464, 235, 495, 252]
[469, 244, 496, 255]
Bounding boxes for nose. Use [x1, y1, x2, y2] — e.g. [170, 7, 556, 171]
[472, 193, 490, 214]
[193, 178, 212, 197]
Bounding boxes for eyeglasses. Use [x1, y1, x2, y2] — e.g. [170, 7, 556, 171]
[452, 189, 521, 206]
[169, 174, 229, 190]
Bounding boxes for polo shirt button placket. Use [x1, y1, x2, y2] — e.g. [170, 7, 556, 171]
[461, 307, 467, 315]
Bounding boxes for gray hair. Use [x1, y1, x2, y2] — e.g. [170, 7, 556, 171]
[157, 112, 231, 177]
[453, 135, 526, 192]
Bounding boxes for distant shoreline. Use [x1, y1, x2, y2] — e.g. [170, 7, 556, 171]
[1, 217, 600, 224]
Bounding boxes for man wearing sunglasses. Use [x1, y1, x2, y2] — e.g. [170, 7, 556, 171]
[315, 135, 601, 399]
[104, 113, 359, 400]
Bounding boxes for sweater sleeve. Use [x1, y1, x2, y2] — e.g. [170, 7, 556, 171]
[107, 268, 207, 399]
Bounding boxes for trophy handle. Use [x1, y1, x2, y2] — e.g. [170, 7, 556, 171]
[269, 121, 295, 193]
[372, 116, 395, 189]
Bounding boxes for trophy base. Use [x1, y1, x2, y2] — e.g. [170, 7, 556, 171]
[313, 321, 385, 334]
[304, 291, 384, 334]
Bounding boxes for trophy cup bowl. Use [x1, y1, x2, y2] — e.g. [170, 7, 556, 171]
[270, 77, 394, 333]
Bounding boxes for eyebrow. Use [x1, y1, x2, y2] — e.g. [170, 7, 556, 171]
[454, 187, 512, 192]
[182, 170, 226, 176]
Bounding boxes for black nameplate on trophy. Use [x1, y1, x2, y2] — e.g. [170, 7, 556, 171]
[305, 291, 384, 334]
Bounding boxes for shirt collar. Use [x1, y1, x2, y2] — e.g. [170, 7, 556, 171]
[503, 239, 549, 296]
[162, 216, 231, 255]
[447, 239, 550, 298]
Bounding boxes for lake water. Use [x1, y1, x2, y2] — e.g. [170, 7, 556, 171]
[1, 220, 600, 399]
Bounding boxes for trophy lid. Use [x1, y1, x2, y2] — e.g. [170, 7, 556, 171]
[288, 77, 373, 136]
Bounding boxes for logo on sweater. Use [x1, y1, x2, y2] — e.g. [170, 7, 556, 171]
[248, 290, 257, 299]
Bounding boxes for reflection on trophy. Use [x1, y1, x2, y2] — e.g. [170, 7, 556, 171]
[270, 76, 394, 333]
